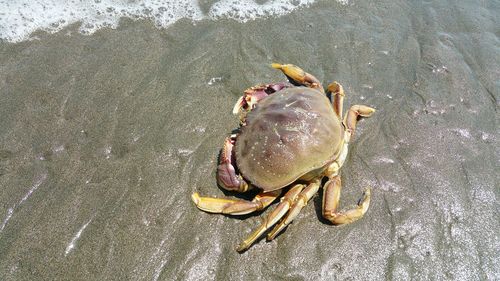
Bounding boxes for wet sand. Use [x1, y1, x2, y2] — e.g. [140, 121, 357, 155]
[0, 0, 499, 280]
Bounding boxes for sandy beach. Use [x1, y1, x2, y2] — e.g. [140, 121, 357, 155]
[0, 0, 498, 280]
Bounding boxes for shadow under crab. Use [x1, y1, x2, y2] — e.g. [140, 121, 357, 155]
[192, 63, 375, 252]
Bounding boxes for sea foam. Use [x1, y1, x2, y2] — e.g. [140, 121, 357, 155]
[0, 0, 326, 43]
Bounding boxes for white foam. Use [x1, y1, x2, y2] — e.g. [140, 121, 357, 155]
[0, 173, 47, 233]
[208, 0, 317, 21]
[373, 156, 395, 164]
[64, 217, 93, 256]
[450, 128, 471, 139]
[379, 180, 403, 193]
[0, 0, 333, 43]
[207, 77, 222, 85]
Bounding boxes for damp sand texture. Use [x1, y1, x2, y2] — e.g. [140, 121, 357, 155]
[0, 0, 499, 280]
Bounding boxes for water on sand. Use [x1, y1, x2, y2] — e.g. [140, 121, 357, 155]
[0, 0, 498, 280]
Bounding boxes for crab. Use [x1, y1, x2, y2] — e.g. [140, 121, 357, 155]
[192, 63, 375, 252]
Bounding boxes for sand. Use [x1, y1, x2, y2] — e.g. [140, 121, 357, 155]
[0, 0, 498, 280]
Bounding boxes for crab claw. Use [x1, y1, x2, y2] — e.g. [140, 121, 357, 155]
[232, 87, 269, 116]
[217, 162, 249, 193]
[271, 63, 324, 92]
[216, 137, 249, 193]
[232, 83, 291, 119]
[232, 96, 245, 115]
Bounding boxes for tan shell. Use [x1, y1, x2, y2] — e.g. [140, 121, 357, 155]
[235, 87, 343, 191]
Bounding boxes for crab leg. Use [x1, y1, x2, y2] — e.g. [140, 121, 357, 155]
[217, 137, 249, 193]
[267, 180, 321, 240]
[271, 63, 324, 93]
[191, 190, 281, 215]
[236, 184, 305, 252]
[322, 175, 371, 225]
[344, 105, 376, 138]
[327, 81, 345, 119]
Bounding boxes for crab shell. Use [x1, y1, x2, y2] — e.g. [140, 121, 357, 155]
[235, 87, 344, 191]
